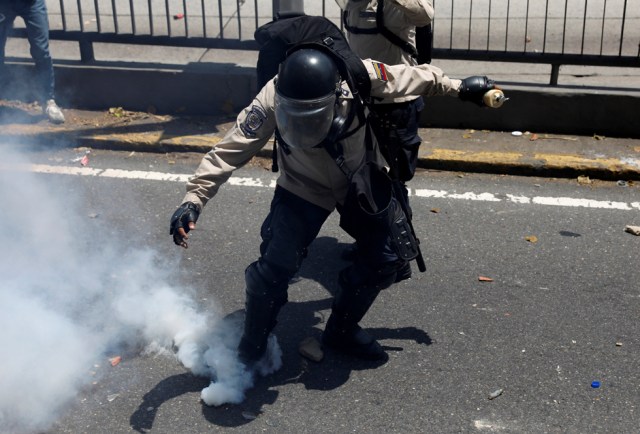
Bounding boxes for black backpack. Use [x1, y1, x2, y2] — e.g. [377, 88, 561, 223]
[255, 14, 371, 100]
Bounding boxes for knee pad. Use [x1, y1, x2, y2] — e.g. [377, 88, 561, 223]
[340, 260, 399, 292]
[245, 259, 290, 301]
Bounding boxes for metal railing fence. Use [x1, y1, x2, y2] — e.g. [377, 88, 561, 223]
[7, 0, 640, 85]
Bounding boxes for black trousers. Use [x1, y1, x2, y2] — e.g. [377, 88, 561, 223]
[259, 186, 399, 282]
[237, 186, 401, 363]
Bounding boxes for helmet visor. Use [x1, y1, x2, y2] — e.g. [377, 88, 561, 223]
[275, 91, 336, 149]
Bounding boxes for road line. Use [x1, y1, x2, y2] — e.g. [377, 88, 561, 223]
[3, 163, 639, 211]
[415, 188, 640, 211]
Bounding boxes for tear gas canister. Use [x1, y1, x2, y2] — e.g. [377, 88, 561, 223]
[483, 89, 507, 108]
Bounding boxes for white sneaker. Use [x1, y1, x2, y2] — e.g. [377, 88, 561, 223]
[45, 99, 65, 124]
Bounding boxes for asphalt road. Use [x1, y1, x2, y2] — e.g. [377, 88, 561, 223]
[1, 146, 639, 433]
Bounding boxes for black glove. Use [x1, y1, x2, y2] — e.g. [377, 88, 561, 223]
[170, 202, 200, 246]
[459, 76, 496, 106]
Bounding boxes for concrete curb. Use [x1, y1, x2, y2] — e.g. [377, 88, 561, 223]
[2, 61, 639, 181]
[3, 125, 638, 181]
[3, 61, 640, 139]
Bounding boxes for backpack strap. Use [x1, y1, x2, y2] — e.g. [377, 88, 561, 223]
[322, 118, 376, 180]
[342, 0, 418, 59]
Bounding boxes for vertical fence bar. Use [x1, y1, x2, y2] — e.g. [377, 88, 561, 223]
[599, 0, 607, 55]
[543, 0, 549, 53]
[561, 0, 568, 54]
[504, 0, 510, 51]
[59, 0, 67, 30]
[165, 0, 171, 37]
[467, 0, 472, 50]
[77, 0, 94, 62]
[148, 0, 154, 35]
[581, 0, 588, 55]
[524, 0, 530, 53]
[487, 0, 492, 51]
[618, 0, 628, 56]
[254, 0, 259, 30]
[550, 64, 560, 85]
[111, 0, 118, 33]
[183, 0, 189, 37]
[237, 0, 242, 41]
[449, 0, 454, 49]
[129, 0, 136, 34]
[77, 0, 84, 32]
[94, 0, 101, 32]
[202, 0, 207, 38]
[219, 0, 224, 38]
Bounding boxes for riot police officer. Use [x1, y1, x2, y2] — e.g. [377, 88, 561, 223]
[170, 47, 495, 367]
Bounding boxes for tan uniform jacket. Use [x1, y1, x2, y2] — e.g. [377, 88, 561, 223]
[183, 59, 461, 212]
[340, 0, 434, 104]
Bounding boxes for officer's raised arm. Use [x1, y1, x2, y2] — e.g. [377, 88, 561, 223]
[169, 86, 277, 248]
[363, 59, 497, 103]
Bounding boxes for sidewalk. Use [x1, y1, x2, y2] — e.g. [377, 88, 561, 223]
[2, 101, 639, 181]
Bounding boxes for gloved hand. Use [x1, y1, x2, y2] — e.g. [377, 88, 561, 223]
[459, 76, 496, 106]
[170, 202, 200, 248]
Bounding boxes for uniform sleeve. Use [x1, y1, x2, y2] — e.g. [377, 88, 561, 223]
[363, 59, 463, 99]
[182, 81, 277, 209]
[388, 0, 434, 26]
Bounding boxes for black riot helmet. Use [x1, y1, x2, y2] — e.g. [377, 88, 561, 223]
[275, 48, 342, 149]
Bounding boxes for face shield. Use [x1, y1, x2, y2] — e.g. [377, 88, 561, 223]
[274, 90, 337, 149]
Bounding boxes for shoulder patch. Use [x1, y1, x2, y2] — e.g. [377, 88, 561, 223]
[372, 62, 388, 82]
[240, 104, 267, 138]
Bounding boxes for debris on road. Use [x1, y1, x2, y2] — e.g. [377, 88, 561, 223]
[109, 356, 122, 366]
[577, 175, 592, 185]
[488, 389, 503, 400]
[525, 235, 538, 243]
[108, 107, 126, 118]
[241, 411, 258, 420]
[624, 225, 640, 236]
[298, 337, 323, 362]
[173, 13, 184, 20]
[478, 276, 494, 282]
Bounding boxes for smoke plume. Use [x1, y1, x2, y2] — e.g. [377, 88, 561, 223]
[0, 146, 280, 433]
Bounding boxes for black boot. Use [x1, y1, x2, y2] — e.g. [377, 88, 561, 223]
[237, 261, 288, 367]
[394, 261, 412, 283]
[322, 264, 396, 361]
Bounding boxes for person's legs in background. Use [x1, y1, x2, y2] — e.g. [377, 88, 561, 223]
[0, 5, 17, 97]
[21, 0, 64, 123]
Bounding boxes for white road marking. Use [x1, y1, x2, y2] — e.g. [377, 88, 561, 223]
[3, 163, 639, 211]
[414, 188, 640, 211]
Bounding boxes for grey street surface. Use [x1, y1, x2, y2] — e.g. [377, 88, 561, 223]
[2, 2, 639, 431]
[3, 146, 638, 433]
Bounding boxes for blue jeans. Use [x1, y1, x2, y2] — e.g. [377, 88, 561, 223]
[0, 0, 55, 102]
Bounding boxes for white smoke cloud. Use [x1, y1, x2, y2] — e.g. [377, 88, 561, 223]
[0, 146, 281, 433]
